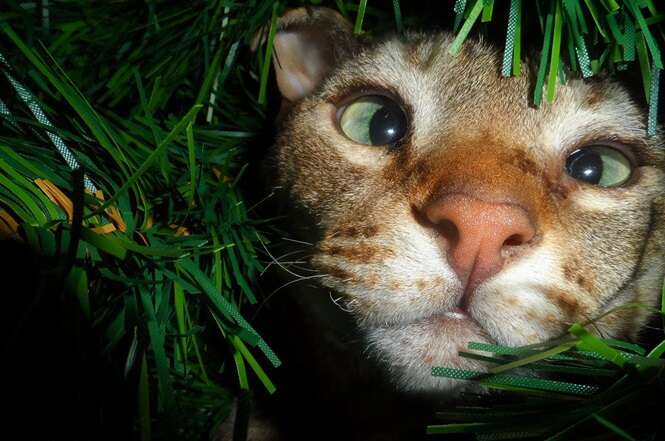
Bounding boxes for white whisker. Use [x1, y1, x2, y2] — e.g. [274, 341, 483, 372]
[281, 237, 314, 246]
[329, 291, 353, 313]
[256, 232, 312, 279]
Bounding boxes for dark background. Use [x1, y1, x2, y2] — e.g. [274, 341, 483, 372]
[2, 1, 663, 440]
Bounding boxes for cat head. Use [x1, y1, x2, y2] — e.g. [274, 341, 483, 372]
[266, 7, 665, 391]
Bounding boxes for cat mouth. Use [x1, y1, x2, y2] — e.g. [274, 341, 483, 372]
[433, 307, 468, 320]
[428, 305, 499, 340]
[426, 308, 483, 329]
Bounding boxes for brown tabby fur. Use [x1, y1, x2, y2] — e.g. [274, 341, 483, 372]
[232, 7, 665, 441]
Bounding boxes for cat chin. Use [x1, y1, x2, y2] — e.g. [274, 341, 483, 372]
[363, 314, 495, 393]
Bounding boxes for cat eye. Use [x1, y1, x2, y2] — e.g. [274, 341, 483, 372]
[565, 145, 633, 187]
[338, 95, 407, 147]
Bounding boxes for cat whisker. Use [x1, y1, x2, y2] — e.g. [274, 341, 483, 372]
[247, 187, 279, 213]
[329, 291, 353, 313]
[259, 248, 311, 275]
[281, 236, 314, 246]
[267, 274, 327, 298]
[251, 273, 327, 320]
[256, 232, 312, 279]
[261, 261, 315, 276]
[285, 264, 320, 273]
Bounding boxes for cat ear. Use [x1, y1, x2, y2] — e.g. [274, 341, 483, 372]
[253, 7, 356, 102]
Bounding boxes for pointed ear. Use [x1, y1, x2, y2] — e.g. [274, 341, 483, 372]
[255, 7, 356, 102]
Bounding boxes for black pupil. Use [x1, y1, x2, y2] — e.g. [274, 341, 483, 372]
[566, 149, 603, 184]
[368, 100, 406, 146]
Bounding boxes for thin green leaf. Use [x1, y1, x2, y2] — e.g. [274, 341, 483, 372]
[354, 0, 369, 34]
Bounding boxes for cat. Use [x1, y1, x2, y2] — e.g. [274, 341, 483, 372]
[241, 6, 665, 440]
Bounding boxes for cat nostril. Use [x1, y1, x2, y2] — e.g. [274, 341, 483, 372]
[436, 218, 459, 247]
[503, 234, 525, 247]
[421, 194, 537, 289]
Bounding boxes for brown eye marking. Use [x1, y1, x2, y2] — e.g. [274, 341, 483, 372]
[544, 175, 570, 201]
[509, 149, 540, 177]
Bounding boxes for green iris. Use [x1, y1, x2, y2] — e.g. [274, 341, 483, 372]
[339, 95, 407, 146]
[340, 97, 382, 145]
[565, 145, 633, 188]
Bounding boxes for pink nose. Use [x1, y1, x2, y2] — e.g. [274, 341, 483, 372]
[423, 194, 536, 297]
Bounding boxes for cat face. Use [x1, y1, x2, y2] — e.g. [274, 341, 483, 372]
[267, 8, 665, 391]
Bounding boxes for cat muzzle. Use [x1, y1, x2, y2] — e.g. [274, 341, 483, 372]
[421, 193, 537, 307]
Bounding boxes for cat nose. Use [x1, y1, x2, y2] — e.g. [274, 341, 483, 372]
[423, 194, 536, 296]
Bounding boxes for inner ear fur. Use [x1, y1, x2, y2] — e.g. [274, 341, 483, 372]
[259, 7, 356, 102]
